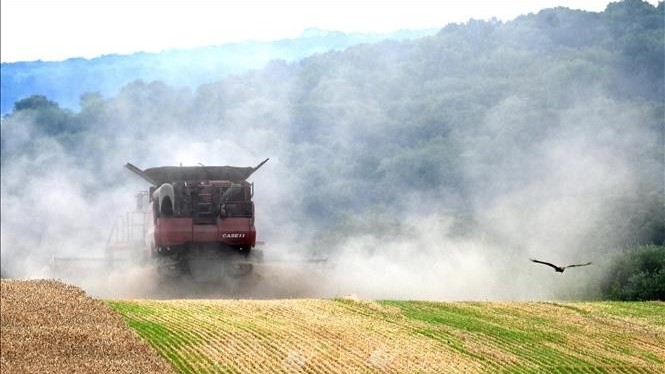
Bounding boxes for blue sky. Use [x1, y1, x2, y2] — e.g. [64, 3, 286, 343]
[1, 0, 659, 62]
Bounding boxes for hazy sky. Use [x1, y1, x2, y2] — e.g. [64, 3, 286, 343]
[1, 0, 659, 62]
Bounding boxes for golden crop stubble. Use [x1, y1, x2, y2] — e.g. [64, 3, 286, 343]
[0, 280, 175, 374]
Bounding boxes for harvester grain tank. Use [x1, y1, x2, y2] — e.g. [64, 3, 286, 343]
[125, 159, 268, 282]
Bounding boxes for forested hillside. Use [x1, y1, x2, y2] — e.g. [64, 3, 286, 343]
[1, 0, 662, 299]
[0, 28, 435, 114]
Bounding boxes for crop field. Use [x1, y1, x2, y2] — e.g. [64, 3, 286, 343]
[109, 297, 665, 373]
[0, 280, 174, 374]
[2, 280, 663, 373]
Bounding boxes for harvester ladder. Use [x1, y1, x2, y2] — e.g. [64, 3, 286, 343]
[194, 190, 217, 224]
[104, 210, 148, 268]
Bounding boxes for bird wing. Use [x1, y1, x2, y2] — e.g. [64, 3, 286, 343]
[565, 262, 592, 268]
[530, 259, 559, 269]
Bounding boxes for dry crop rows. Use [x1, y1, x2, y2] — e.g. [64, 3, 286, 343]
[2, 279, 663, 373]
[109, 297, 665, 373]
[1, 280, 175, 374]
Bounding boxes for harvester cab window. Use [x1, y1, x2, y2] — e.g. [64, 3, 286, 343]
[219, 183, 252, 218]
[221, 184, 243, 202]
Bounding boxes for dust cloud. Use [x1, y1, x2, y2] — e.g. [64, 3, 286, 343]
[1, 22, 661, 301]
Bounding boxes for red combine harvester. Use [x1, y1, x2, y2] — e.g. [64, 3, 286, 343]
[124, 159, 269, 282]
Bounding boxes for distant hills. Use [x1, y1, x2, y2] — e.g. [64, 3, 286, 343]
[0, 28, 436, 115]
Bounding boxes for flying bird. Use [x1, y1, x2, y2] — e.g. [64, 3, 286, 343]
[530, 259, 592, 273]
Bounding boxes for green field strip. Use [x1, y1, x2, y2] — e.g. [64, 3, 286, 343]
[152, 302, 282, 373]
[158, 309, 227, 374]
[109, 300, 665, 374]
[155, 305, 232, 354]
[518, 307, 658, 370]
[382, 301, 574, 370]
[112, 302, 245, 374]
[109, 302, 199, 374]
[333, 298, 497, 370]
[573, 313, 665, 367]
[381, 301, 665, 372]
[491, 304, 622, 369]
[131, 304, 215, 374]
[488, 303, 660, 369]
[589, 302, 665, 326]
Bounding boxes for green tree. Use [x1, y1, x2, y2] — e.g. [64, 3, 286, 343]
[12, 95, 77, 135]
[603, 245, 665, 301]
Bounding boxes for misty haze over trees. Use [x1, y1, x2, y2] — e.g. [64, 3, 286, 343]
[0, 28, 436, 115]
[1, 0, 663, 300]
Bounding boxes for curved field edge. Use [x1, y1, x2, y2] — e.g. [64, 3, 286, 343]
[107, 299, 665, 374]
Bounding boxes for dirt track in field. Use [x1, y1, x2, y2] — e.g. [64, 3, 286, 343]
[0, 280, 175, 374]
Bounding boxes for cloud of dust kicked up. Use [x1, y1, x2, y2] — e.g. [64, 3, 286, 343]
[1, 16, 662, 300]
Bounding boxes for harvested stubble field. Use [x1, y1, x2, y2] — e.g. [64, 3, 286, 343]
[109, 297, 665, 373]
[0, 280, 175, 374]
[2, 280, 664, 373]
